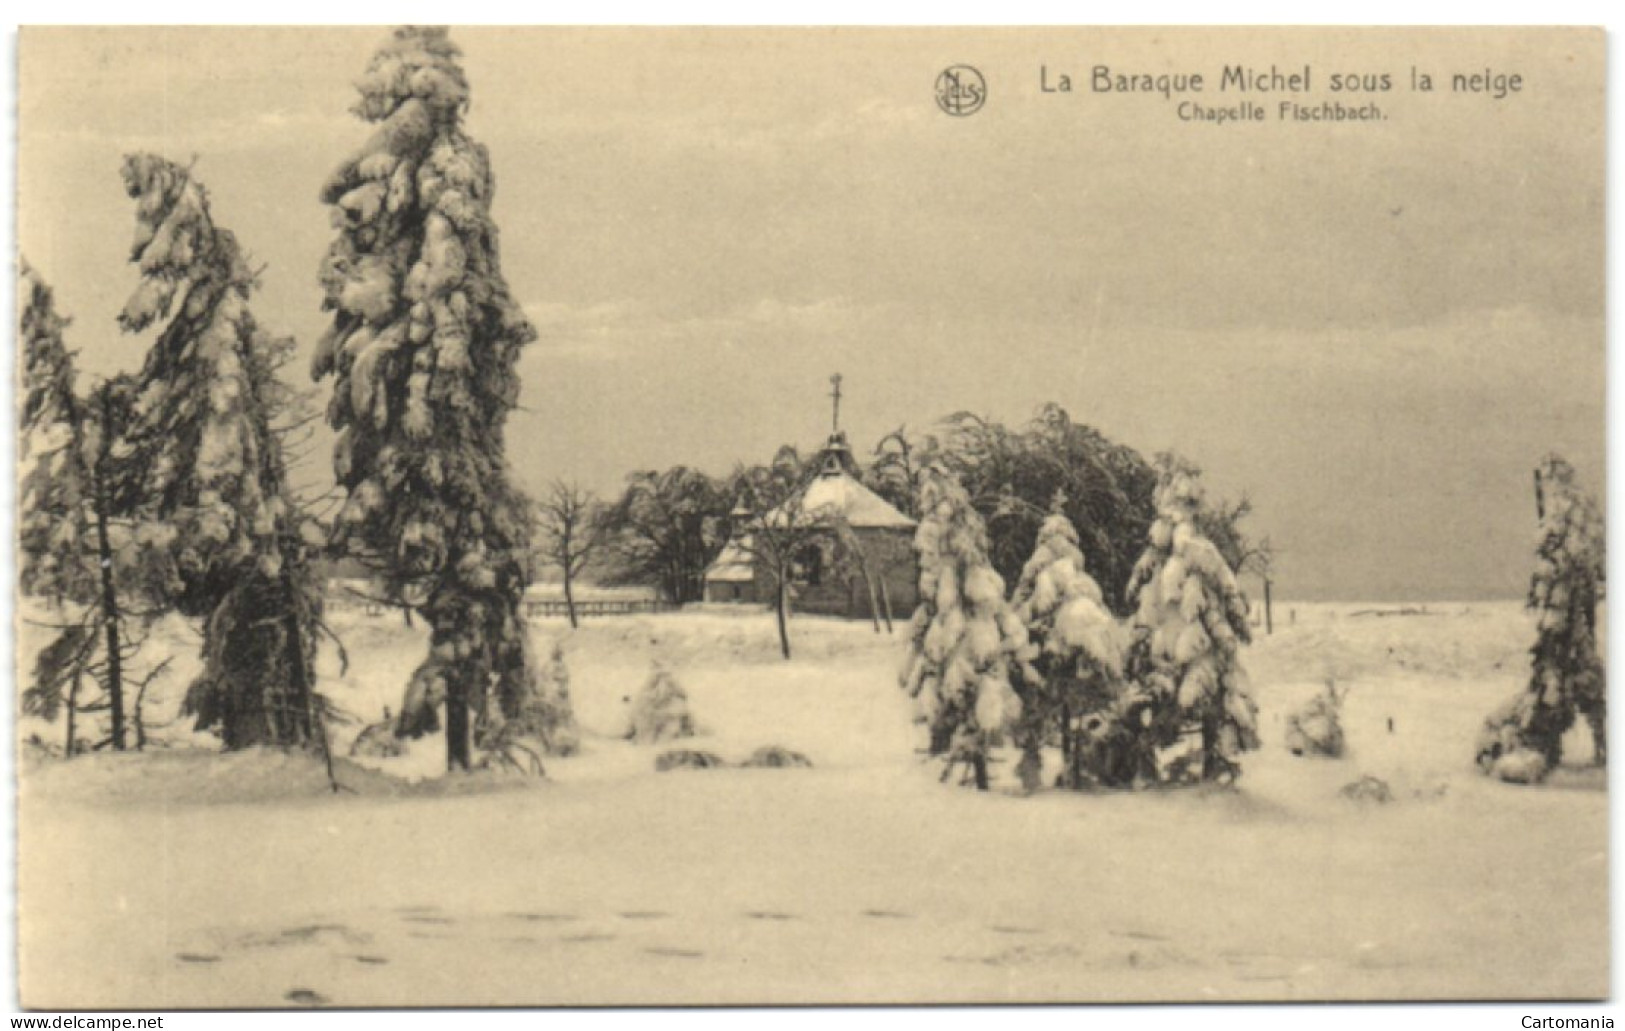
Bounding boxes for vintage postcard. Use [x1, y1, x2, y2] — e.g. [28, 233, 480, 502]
[13, 26, 1606, 1009]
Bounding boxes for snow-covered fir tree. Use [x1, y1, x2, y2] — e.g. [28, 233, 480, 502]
[899, 466, 1026, 790]
[527, 639, 579, 756]
[1009, 494, 1126, 790]
[1476, 454, 1606, 782]
[1285, 678, 1348, 759]
[315, 26, 565, 769]
[19, 262, 97, 608]
[20, 262, 181, 755]
[1125, 454, 1258, 783]
[117, 153, 324, 751]
[626, 662, 696, 745]
[19, 262, 117, 753]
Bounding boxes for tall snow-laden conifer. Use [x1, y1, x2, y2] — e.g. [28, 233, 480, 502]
[19, 263, 111, 752]
[19, 263, 97, 607]
[1125, 454, 1257, 783]
[21, 263, 168, 753]
[315, 27, 560, 770]
[1010, 495, 1126, 790]
[117, 153, 323, 751]
[899, 466, 1026, 790]
[1476, 454, 1606, 782]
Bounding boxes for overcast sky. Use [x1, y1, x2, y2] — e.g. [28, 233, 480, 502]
[18, 26, 1604, 601]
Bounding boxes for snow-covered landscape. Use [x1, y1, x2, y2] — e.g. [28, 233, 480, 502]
[16, 599, 1608, 1007]
[14, 24, 1608, 1017]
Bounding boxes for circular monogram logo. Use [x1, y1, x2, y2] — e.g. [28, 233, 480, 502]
[935, 65, 986, 117]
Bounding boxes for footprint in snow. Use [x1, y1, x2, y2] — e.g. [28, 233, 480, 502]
[746, 911, 796, 921]
[351, 955, 389, 965]
[947, 942, 1080, 967]
[560, 932, 615, 944]
[277, 923, 364, 944]
[230, 923, 370, 952]
[644, 946, 704, 959]
[285, 988, 329, 1006]
[862, 909, 912, 919]
[1110, 928, 1169, 942]
[506, 912, 578, 923]
[174, 952, 221, 964]
[617, 910, 669, 920]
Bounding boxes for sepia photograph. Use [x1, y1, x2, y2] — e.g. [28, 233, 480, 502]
[10, 23, 1609, 1011]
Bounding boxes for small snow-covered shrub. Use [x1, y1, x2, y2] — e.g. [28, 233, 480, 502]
[1490, 750, 1549, 785]
[1475, 693, 1533, 779]
[655, 749, 727, 771]
[1285, 679, 1348, 758]
[506, 639, 578, 757]
[476, 722, 547, 777]
[1339, 775, 1393, 804]
[20, 734, 64, 763]
[1070, 700, 1159, 788]
[742, 746, 813, 769]
[627, 665, 696, 745]
[350, 718, 404, 759]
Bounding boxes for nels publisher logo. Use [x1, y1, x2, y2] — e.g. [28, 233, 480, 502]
[935, 65, 986, 116]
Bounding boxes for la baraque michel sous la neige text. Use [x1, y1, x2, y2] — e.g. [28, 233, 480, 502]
[1036, 63, 1525, 123]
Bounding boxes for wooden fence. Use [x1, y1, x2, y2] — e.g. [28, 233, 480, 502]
[326, 589, 675, 621]
[524, 598, 677, 620]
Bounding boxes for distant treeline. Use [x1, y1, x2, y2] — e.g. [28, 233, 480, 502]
[585, 402, 1271, 613]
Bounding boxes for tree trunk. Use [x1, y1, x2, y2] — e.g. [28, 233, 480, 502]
[1200, 710, 1221, 781]
[564, 567, 579, 629]
[1263, 578, 1274, 635]
[65, 669, 80, 758]
[94, 497, 126, 752]
[1059, 702, 1075, 788]
[92, 386, 126, 751]
[134, 680, 147, 751]
[878, 577, 895, 634]
[775, 575, 792, 660]
[857, 561, 882, 633]
[446, 683, 472, 771]
[299, 622, 342, 794]
[971, 752, 989, 791]
[280, 590, 315, 747]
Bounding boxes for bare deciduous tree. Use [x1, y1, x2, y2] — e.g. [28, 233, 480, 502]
[728, 448, 831, 661]
[535, 481, 605, 629]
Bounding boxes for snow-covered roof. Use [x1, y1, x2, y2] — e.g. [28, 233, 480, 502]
[703, 433, 915, 585]
[704, 537, 758, 583]
[775, 470, 916, 530]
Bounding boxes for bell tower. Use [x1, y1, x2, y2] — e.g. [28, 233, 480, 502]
[818, 372, 857, 477]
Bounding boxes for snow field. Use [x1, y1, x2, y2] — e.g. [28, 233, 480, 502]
[15, 600, 1609, 1006]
